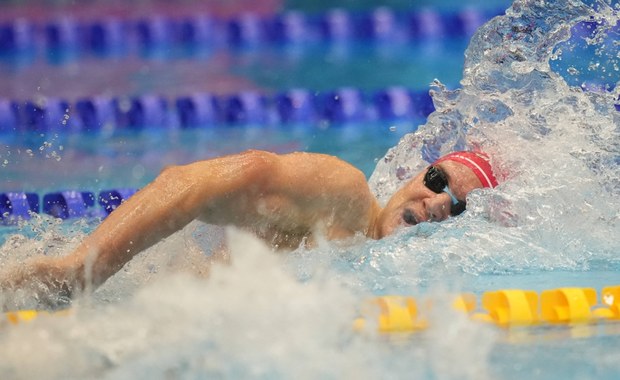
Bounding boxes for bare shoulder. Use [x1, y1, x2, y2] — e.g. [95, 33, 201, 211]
[278, 152, 379, 237]
[182, 150, 358, 174]
[274, 151, 374, 204]
[208, 150, 366, 187]
[179, 149, 369, 200]
[230, 150, 356, 169]
[279, 151, 366, 180]
[182, 149, 378, 239]
[177, 149, 280, 182]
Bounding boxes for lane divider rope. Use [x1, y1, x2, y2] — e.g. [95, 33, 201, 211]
[0, 7, 505, 63]
[0, 86, 436, 133]
[1, 188, 136, 224]
[353, 286, 620, 333]
[3, 286, 619, 334]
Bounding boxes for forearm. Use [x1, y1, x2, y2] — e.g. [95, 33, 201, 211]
[68, 152, 271, 288]
[64, 167, 201, 288]
[0, 153, 267, 308]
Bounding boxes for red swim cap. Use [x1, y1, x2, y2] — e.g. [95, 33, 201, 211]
[434, 151, 499, 188]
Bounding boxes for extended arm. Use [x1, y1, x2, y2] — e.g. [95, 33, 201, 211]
[1, 150, 380, 304]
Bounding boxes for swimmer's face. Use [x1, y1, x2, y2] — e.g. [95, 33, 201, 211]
[375, 160, 484, 238]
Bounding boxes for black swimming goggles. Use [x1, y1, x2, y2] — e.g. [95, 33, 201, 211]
[423, 166, 467, 216]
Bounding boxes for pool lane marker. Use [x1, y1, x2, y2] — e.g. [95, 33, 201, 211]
[0, 189, 138, 224]
[0, 7, 505, 61]
[0, 86, 437, 133]
[353, 285, 620, 333]
[4, 286, 620, 333]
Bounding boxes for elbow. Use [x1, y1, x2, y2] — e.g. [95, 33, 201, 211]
[154, 151, 278, 210]
[151, 164, 199, 205]
[155, 164, 188, 187]
[239, 149, 277, 166]
[236, 150, 279, 187]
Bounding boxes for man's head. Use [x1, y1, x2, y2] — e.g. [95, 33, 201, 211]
[375, 151, 498, 237]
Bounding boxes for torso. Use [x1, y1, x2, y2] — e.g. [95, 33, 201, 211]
[198, 150, 381, 249]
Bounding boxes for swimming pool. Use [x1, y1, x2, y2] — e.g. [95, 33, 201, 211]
[1, 0, 620, 379]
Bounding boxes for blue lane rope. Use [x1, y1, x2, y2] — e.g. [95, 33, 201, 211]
[0, 7, 506, 62]
[1, 189, 138, 224]
[0, 85, 435, 224]
[0, 86, 436, 133]
[5, 82, 615, 134]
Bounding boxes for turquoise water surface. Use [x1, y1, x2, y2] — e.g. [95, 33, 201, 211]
[1, 0, 619, 379]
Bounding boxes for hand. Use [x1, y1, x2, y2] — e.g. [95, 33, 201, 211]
[0, 255, 75, 311]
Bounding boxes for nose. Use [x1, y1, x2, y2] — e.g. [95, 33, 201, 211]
[424, 193, 451, 222]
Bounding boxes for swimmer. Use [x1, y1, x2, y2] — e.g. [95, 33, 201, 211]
[0, 149, 497, 307]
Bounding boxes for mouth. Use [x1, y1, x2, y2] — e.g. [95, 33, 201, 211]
[402, 208, 418, 226]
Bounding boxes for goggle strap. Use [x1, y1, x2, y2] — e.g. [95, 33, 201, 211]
[442, 186, 460, 205]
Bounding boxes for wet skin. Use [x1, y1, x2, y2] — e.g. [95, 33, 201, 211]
[374, 159, 484, 238]
[0, 150, 486, 307]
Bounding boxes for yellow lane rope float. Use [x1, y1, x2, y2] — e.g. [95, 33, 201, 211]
[3, 308, 72, 326]
[353, 285, 620, 333]
[3, 285, 620, 332]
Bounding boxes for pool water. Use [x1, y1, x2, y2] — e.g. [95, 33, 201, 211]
[0, 121, 417, 191]
[1, 0, 620, 379]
